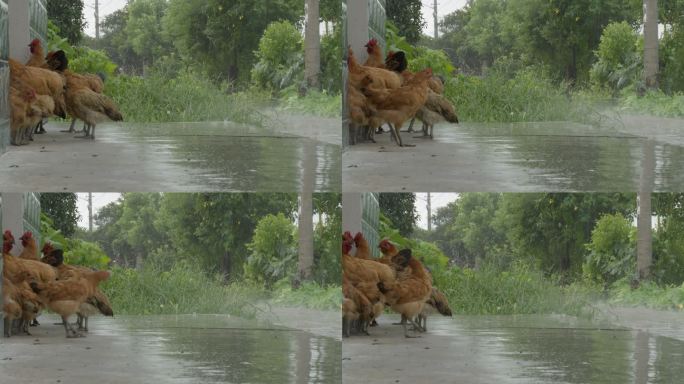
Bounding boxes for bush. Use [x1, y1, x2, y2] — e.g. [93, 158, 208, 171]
[277, 87, 341, 117]
[243, 213, 298, 288]
[590, 22, 641, 93]
[41, 214, 110, 269]
[251, 20, 304, 91]
[583, 213, 635, 286]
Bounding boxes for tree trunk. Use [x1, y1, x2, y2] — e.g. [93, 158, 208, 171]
[637, 139, 655, 280]
[298, 193, 314, 281]
[643, 0, 659, 89]
[304, 0, 321, 89]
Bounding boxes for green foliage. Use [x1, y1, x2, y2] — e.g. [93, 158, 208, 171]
[433, 263, 596, 316]
[164, 0, 303, 82]
[386, 23, 454, 78]
[270, 279, 341, 310]
[319, 26, 343, 93]
[48, 21, 118, 76]
[104, 69, 270, 123]
[122, 0, 175, 70]
[101, 261, 265, 316]
[444, 69, 595, 123]
[39, 193, 79, 237]
[277, 88, 340, 117]
[386, 0, 425, 44]
[244, 214, 298, 288]
[312, 194, 342, 285]
[660, 25, 684, 93]
[590, 22, 641, 92]
[47, 0, 85, 44]
[609, 278, 684, 311]
[379, 215, 449, 273]
[583, 213, 635, 286]
[41, 214, 110, 269]
[251, 21, 304, 91]
[379, 193, 417, 237]
[619, 90, 684, 117]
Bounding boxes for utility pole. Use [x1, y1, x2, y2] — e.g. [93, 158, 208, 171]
[433, 0, 438, 39]
[94, 0, 100, 39]
[88, 193, 93, 232]
[426, 193, 432, 231]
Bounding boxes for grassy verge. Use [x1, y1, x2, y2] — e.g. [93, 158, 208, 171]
[276, 87, 341, 118]
[445, 70, 599, 125]
[608, 278, 684, 311]
[433, 265, 600, 317]
[105, 70, 272, 125]
[100, 262, 340, 317]
[618, 90, 684, 118]
[270, 279, 341, 310]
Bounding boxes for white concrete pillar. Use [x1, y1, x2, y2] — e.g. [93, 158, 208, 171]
[9, 0, 30, 61]
[342, 193, 362, 235]
[1, 193, 25, 254]
[347, 0, 370, 63]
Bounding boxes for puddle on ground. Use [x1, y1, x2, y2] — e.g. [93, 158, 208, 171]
[346, 121, 684, 191]
[442, 122, 684, 191]
[442, 314, 684, 384]
[103, 121, 341, 192]
[95, 314, 341, 384]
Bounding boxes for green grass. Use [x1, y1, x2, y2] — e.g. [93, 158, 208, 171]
[105, 70, 272, 125]
[608, 278, 684, 311]
[100, 261, 267, 317]
[276, 87, 341, 118]
[100, 262, 340, 316]
[270, 279, 341, 310]
[619, 90, 684, 118]
[445, 70, 599, 124]
[434, 264, 599, 317]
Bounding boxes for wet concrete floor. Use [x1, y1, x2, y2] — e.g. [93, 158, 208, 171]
[0, 311, 341, 384]
[0, 114, 340, 192]
[343, 311, 684, 384]
[343, 116, 684, 192]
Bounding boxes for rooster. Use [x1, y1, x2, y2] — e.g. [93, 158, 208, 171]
[25, 38, 46, 68]
[363, 39, 386, 68]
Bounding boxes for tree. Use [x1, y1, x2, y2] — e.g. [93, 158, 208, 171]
[304, 0, 321, 89]
[379, 193, 417, 236]
[298, 193, 314, 281]
[643, 0, 659, 88]
[39, 193, 79, 237]
[386, 0, 425, 44]
[47, 0, 86, 44]
[164, 0, 303, 82]
[125, 0, 174, 70]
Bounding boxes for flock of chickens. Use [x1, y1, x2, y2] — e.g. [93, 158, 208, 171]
[342, 231, 452, 338]
[2, 229, 113, 338]
[347, 39, 459, 147]
[9, 39, 123, 145]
